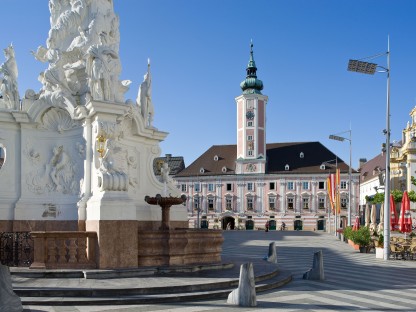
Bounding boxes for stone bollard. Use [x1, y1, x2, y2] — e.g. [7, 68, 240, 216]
[0, 264, 23, 312]
[303, 250, 325, 280]
[227, 262, 257, 307]
[266, 242, 277, 263]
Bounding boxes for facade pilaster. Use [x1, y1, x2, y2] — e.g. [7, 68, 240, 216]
[237, 182, 245, 213]
[216, 182, 222, 213]
[279, 179, 286, 214]
[296, 181, 301, 213]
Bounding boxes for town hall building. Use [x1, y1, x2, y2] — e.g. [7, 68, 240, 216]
[173, 44, 360, 231]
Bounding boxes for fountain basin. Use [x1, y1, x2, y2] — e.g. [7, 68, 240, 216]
[137, 229, 223, 266]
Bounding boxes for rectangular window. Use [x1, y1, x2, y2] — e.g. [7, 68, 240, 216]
[193, 197, 200, 210]
[226, 183, 232, 191]
[340, 181, 347, 189]
[341, 198, 347, 208]
[208, 183, 214, 192]
[208, 198, 214, 210]
[247, 182, 254, 191]
[247, 135, 253, 141]
[318, 181, 325, 190]
[319, 197, 325, 209]
[287, 182, 294, 190]
[302, 182, 309, 190]
[247, 121, 253, 127]
[269, 182, 275, 190]
[226, 197, 232, 210]
[303, 197, 309, 209]
[247, 197, 253, 210]
[194, 183, 200, 192]
[181, 184, 187, 192]
[247, 150, 253, 156]
[287, 197, 294, 209]
[269, 197, 275, 210]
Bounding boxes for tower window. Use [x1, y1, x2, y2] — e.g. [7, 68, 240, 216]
[247, 121, 253, 127]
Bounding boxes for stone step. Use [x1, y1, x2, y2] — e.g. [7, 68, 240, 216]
[19, 271, 292, 306]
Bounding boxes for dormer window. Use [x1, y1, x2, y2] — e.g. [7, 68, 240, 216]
[300, 152, 304, 158]
[285, 164, 290, 171]
[200, 167, 205, 174]
[214, 155, 219, 161]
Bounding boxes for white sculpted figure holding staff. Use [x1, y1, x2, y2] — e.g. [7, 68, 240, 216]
[136, 59, 154, 127]
[0, 44, 19, 109]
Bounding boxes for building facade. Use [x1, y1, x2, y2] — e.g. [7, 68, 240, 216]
[390, 106, 416, 211]
[174, 44, 360, 231]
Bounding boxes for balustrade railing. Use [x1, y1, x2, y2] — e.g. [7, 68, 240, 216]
[30, 231, 97, 269]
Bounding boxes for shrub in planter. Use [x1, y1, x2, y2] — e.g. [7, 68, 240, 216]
[351, 226, 371, 248]
[343, 226, 353, 241]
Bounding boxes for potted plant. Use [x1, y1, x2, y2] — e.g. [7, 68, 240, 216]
[343, 226, 359, 249]
[351, 226, 371, 253]
[375, 233, 384, 259]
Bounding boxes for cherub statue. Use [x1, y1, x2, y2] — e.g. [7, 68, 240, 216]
[160, 162, 170, 183]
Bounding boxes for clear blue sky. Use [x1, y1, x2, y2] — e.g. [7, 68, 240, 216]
[3, 1, 416, 168]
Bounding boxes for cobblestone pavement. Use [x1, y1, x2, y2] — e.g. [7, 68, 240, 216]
[22, 230, 416, 312]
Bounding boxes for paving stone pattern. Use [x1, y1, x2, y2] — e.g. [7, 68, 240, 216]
[22, 230, 416, 312]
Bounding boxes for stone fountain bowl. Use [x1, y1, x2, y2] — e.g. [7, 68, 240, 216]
[144, 194, 187, 206]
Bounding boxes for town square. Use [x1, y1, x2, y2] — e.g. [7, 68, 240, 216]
[1, 1, 416, 311]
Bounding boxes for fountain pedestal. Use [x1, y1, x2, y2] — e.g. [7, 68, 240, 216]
[140, 194, 224, 266]
[144, 194, 186, 230]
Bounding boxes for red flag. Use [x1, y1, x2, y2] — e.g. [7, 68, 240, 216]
[327, 174, 335, 212]
[336, 168, 341, 214]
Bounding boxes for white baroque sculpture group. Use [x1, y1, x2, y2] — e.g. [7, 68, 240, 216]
[0, 0, 180, 233]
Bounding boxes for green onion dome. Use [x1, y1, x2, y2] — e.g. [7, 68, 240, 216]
[240, 42, 263, 94]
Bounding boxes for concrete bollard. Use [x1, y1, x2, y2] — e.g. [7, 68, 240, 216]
[227, 262, 257, 307]
[0, 264, 23, 312]
[267, 242, 277, 263]
[303, 250, 325, 280]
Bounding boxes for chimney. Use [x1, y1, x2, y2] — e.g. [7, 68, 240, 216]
[358, 158, 367, 168]
[165, 154, 172, 161]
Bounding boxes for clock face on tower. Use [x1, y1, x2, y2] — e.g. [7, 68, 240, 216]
[246, 110, 255, 120]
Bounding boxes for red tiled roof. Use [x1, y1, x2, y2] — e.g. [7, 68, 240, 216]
[358, 152, 386, 184]
[175, 141, 354, 177]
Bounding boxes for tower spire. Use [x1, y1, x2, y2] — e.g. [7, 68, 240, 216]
[240, 41, 263, 94]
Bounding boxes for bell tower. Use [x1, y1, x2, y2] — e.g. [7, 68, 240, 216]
[235, 42, 268, 174]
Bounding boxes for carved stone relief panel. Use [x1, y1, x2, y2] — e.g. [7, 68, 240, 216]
[24, 140, 83, 196]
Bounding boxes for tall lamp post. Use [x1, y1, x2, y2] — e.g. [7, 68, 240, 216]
[347, 37, 390, 260]
[329, 131, 352, 227]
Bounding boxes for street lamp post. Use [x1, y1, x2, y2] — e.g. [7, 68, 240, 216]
[329, 132, 352, 227]
[347, 37, 391, 260]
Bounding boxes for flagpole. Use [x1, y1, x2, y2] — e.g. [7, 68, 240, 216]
[335, 158, 338, 236]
